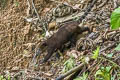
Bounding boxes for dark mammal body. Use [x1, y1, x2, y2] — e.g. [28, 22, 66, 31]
[34, 0, 97, 63]
[42, 21, 90, 62]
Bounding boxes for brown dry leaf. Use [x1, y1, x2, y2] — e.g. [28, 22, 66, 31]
[72, 4, 81, 9]
[11, 66, 20, 72]
[66, 50, 79, 58]
[24, 24, 31, 35]
[48, 21, 57, 30]
[43, 8, 51, 13]
[23, 50, 29, 54]
[44, 72, 53, 76]
[26, 4, 31, 17]
[23, 43, 35, 48]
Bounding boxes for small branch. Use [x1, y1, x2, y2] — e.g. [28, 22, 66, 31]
[99, 57, 120, 69]
[26, 0, 31, 8]
[56, 42, 118, 80]
[56, 63, 84, 80]
[11, 71, 23, 80]
[113, 0, 118, 8]
[100, 42, 116, 53]
[49, 0, 63, 4]
[97, 0, 109, 8]
[28, 0, 47, 32]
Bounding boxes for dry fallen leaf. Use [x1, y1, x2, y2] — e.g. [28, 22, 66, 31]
[11, 66, 20, 72]
[48, 21, 57, 30]
[23, 50, 29, 54]
[43, 8, 51, 13]
[66, 50, 79, 58]
[24, 24, 31, 35]
[44, 72, 53, 76]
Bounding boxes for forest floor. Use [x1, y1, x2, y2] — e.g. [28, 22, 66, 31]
[0, 0, 120, 80]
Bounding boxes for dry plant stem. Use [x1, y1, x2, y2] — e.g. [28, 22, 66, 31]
[100, 42, 116, 57]
[88, 59, 102, 79]
[56, 41, 117, 80]
[113, 69, 118, 79]
[97, 0, 109, 8]
[114, 55, 120, 61]
[65, 72, 76, 80]
[26, 0, 30, 7]
[100, 42, 116, 52]
[49, 0, 63, 4]
[99, 57, 120, 69]
[27, 77, 47, 80]
[11, 71, 23, 80]
[113, 0, 118, 8]
[56, 63, 84, 80]
[28, 0, 47, 32]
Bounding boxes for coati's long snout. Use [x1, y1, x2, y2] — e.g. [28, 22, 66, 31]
[32, 41, 47, 63]
[33, 0, 97, 63]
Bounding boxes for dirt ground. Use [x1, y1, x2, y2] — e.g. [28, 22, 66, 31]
[0, 0, 120, 80]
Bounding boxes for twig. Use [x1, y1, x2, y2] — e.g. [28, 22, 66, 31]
[113, 0, 118, 8]
[88, 59, 102, 79]
[56, 63, 84, 80]
[100, 42, 116, 57]
[97, 0, 109, 8]
[56, 42, 117, 80]
[26, 0, 31, 7]
[28, 0, 47, 32]
[49, 0, 63, 4]
[99, 56, 120, 69]
[11, 71, 23, 80]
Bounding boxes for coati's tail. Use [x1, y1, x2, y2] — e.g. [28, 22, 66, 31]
[77, 0, 97, 23]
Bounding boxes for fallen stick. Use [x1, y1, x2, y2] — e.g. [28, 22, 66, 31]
[55, 42, 117, 80]
[56, 63, 84, 80]
[27, 0, 47, 32]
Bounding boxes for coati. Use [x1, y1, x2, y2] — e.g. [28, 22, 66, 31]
[34, 0, 97, 63]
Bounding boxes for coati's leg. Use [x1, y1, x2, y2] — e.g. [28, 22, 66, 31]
[42, 46, 55, 63]
[70, 34, 78, 47]
[56, 46, 65, 59]
[56, 37, 77, 59]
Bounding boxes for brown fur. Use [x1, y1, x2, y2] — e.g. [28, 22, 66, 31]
[42, 21, 89, 62]
[34, 0, 97, 63]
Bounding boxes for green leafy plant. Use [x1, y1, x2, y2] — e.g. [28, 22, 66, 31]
[114, 43, 120, 51]
[110, 7, 120, 30]
[95, 66, 112, 80]
[62, 56, 75, 73]
[111, 76, 115, 80]
[0, 0, 8, 9]
[0, 75, 5, 80]
[118, 73, 120, 80]
[14, 0, 19, 7]
[0, 75, 11, 80]
[92, 46, 100, 59]
[74, 72, 88, 80]
[107, 53, 113, 58]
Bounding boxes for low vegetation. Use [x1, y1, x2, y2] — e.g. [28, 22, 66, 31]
[0, 0, 120, 80]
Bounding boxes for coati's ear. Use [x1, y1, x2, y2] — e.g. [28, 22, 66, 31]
[82, 27, 91, 33]
[77, 26, 90, 34]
